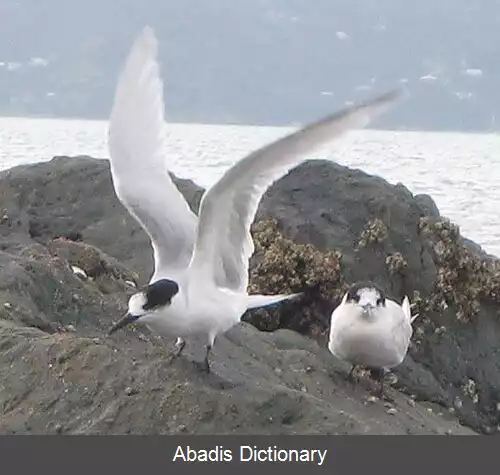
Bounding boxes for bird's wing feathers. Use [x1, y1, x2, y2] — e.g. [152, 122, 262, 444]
[188, 90, 402, 292]
[108, 27, 197, 278]
[402, 295, 420, 323]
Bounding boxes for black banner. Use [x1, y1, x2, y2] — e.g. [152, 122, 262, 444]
[0, 435, 492, 474]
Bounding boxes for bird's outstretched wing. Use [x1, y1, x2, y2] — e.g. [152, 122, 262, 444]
[108, 27, 197, 279]
[188, 90, 403, 293]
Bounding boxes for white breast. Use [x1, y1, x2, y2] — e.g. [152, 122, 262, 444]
[142, 285, 245, 340]
[328, 299, 413, 368]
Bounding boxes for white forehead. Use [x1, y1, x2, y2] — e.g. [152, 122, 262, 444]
[357, 288, 381, 299]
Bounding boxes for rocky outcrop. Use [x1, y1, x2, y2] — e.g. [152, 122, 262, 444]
[253, 161, 500, 434]
[0, 319, 472, 435]
[0, 155, 496, 434]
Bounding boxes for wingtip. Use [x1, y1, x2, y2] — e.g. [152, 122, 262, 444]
[360, 86, 406, 112]
[322, 86, 404, 134]
[402, 295, 417, 322]
[141, 25, 156, 38]
[133, 25, 158, 55]
[380, 87, 406, 102]
[402, 295, 411, 311]
[110, 24, 161, 119]
[283, 291, 304, 302]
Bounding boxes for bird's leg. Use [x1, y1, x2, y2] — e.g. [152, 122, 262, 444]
[203, 344, 212, 374]
[378, 374, 385, 399]
[347, 364, 357, 382]
[370, 368, 391, 400]
[173, 337, 186, 358]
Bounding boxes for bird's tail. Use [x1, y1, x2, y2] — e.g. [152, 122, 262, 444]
[245, 292, 303, 310]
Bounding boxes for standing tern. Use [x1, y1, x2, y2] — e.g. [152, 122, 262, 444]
[328, 281, 419, 397]
[106, 26, 402, 372]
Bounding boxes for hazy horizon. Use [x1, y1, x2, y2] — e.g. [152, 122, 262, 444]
[1, 1, 500, 132]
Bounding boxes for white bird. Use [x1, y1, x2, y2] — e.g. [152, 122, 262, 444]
[328, 282, 418, 396]
[106, 26, 402, 373]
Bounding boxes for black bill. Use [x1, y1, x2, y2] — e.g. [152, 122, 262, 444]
[108, 313, 140, 335]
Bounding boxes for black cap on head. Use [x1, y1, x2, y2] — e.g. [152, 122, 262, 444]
[346, 281, 386, 305]
[143, 279, 179, 311]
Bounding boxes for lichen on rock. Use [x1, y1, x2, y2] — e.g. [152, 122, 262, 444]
[357, 217, 389, 249]
[418, 216, 500, 321]
[385, 252, 408, 275]
[246, 219, 345, 339]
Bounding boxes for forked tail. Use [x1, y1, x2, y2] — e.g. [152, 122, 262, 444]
[245, 292, 303, 310]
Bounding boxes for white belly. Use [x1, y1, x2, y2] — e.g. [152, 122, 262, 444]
[329, 306, 412, 369]
[330, 326, 406, 368]
[141, 287, 245, 342]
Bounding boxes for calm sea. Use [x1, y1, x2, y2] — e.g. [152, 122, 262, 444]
[1, 116, 499, 257]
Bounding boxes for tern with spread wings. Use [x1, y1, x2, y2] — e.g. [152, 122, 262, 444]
[106, 26, 402, 372]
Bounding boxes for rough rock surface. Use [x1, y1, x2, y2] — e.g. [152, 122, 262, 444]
[0, 155, 493, 434]
[0, 320, 471, 435]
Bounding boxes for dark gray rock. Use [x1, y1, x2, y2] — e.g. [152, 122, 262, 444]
[0, 155, 494, 435]
[257, 160, 438, 297]
[258, 161, 500, 434]
[0, 155, 203, 283]
[415, 194, 441, 219]
[0, 320, 473, 435]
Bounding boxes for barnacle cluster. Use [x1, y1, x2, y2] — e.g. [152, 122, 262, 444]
[418, 217, 500, 321]
[357, 218, 388, 249]
[247, 219, 345, 337]
[462, 378, 479, 404]
[245, 210, 500, 337]
[249, 219, 343, 295]
[385, 252, 408, 275]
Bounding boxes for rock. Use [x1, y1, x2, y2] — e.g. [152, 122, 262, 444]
[251, 160, 500, 434]
[0, 241, 136, 337]
[0, 319, 474, 435]
[47, 238, 139, 294]
[0, 155, 495, 434]
[0, 155, 203, 283]
[415, 194, 441, 219]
